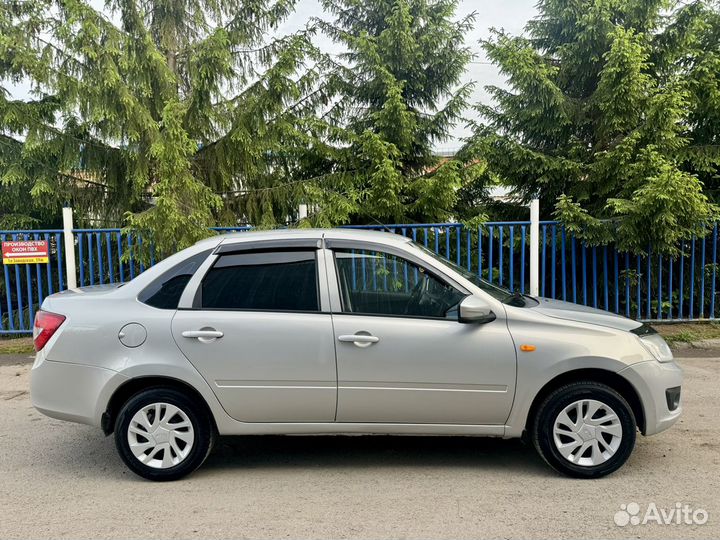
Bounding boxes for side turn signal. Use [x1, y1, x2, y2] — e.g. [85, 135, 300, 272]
[519, 344, 536, 352]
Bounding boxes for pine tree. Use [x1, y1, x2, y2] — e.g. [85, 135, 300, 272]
[463, 0, 720, 255]
[309, 0, 475, 224]
[662, 1, 720, 199]
[0, 0, 324, 254]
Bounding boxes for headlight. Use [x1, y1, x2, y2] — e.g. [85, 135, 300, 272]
[639, 333, 674, 363]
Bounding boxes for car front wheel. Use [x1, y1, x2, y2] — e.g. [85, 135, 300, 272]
[531, 381, 636, 478]
[114, 388, 215, 481]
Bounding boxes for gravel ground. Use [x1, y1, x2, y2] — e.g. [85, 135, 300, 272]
[0, 356, 718, 540]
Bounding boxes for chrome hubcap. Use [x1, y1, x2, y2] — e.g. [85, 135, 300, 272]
[127, 403, 194, 469]
[552, 399, 623, 467]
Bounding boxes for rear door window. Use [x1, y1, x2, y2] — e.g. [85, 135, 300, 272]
[200, 251, 319, 312]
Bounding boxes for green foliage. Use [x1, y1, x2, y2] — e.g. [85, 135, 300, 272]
[554, 194, 613, 245]
[0, 0, 325, 255]
[3, 0, 719, 256]
[605, 154, 718, 255]
[307, 0, 475, 224]
[464, 0, 720, 255]
[124, 99, 222, 254]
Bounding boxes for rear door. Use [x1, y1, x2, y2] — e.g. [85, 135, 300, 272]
[172, 244, 337, 423]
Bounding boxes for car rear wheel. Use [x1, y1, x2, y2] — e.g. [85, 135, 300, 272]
[531, 381, 636, 478]
[114, 388, 215, 481]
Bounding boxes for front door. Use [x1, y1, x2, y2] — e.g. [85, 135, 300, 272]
[172, 249, 337, 423]
[329, 246, 516, 425]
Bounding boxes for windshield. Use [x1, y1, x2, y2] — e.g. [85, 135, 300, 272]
[412, 242, 523, 304]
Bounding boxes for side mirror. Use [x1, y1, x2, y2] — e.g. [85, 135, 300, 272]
[458, 295, 496, 324]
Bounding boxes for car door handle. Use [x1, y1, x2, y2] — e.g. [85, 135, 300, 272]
[182, 330, 224, 339]
[338, 333, 380, 345]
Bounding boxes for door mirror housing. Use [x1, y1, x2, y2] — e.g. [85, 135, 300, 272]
[458, 296, 496, 324]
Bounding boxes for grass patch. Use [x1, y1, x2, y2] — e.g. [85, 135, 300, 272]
[654, 322, 720, 345]
[0, 337, 34, 355]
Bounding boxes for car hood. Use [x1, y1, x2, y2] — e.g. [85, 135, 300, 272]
[531, 297, 641, 332]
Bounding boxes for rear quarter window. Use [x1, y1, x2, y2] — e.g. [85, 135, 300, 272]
[138, 250, 211, 309]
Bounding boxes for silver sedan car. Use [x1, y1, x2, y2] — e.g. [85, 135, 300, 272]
[30, 228, 682, 480]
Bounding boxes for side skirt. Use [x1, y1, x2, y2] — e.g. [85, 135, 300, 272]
[215, 422, 508, 437]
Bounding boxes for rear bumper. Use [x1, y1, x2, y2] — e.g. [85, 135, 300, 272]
[620, 359, 683, 436]
[30, 354, 127, 427]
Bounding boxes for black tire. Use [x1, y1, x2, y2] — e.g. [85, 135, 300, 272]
[531, 381, 636, 479]
[114, 387, 215, 481]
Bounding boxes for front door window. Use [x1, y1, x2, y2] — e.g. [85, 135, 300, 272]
[333, 249, 466, 319]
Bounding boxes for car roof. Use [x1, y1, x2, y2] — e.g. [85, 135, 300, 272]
[197, 227, 413, 249]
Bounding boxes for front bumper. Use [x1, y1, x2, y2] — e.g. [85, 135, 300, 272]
[620, 359, 683, 436]
[30, 354, 126, 427]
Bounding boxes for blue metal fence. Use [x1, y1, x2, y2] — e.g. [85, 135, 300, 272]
[1, 222, 718, 334]
[1, 230, 64, 334]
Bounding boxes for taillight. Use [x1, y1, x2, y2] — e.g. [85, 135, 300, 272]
[33, 310, 66, 352]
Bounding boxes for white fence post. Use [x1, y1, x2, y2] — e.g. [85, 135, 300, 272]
[529, 198, 540, 297]
[62, 206, 77, 290]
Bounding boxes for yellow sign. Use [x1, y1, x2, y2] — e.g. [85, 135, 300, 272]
[3, 256, 49, 265]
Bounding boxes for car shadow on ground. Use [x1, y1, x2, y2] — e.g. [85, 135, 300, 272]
[48, 425, 658, 481]
[27, 421, 555, 481]
[200, 434, 553, 476]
